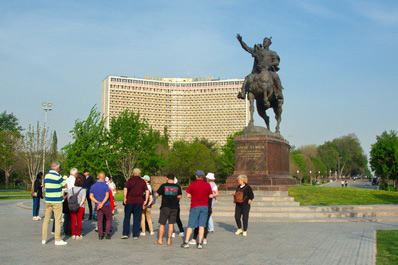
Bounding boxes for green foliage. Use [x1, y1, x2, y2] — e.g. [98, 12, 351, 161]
[0, 130, 20, 187]
[318, 134, 368, 176]
[62, 107, 109, 176]
[217, 131, 242, 183]
[370, 131, 398, 190]
[107, 110, 166, 179]
[318, 141, 339, 172]
[332, 134, 368, 176]
[50, 131, 58, 162]
[289, 186, 398, 206]
[0, 111, 23, 133]
[377, 230, 398, 265]
[166, 140, 217, 185]
[310, 157, 326, 175]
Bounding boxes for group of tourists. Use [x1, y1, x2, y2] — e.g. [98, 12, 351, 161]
[34, 161, 254, 248]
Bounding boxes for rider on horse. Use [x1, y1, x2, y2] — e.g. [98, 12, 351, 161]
[236, 34, 284, 103]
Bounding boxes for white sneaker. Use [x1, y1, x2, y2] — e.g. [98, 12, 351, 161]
[188, 239, 197, 245]
[76, 235, 83, 240]
[41, 240, 46, 245]
[51, 232, 55, 235]
[172, 233, 175, 238]
[37, 216, 42, 220]
[203, 239, 207, 245]
[235, 229, 242, 235]
[243, 231, 247, 237]
[71, 235, 76, 239]
[179, 232, 184, 237]
[150, 231, 155, 235]
[140, 232, 146, 236]
[55, 240, 68, 246]
[33, 216, 38, 221]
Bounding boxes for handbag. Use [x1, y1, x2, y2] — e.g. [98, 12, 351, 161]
[31, 192, 37, 198]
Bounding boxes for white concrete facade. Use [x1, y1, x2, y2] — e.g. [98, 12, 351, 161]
[101, 75, 249, 145]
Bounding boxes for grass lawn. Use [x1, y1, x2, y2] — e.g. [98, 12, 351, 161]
[377, 230, 398, 265]
[288, 186, 398, 206]
[0, 191, 31, 200]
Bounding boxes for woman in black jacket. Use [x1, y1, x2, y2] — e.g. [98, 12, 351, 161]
[32, 172, 43, 220]
[232, 174, 254, 237]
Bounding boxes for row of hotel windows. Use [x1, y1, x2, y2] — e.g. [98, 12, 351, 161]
[110, 78, 243, 87]
[109, 85, 240, 93]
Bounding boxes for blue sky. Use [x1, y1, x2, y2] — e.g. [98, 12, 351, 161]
[1, 0, 397, 158]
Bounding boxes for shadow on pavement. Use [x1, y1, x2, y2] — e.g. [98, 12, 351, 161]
[216, 222, 236, 232]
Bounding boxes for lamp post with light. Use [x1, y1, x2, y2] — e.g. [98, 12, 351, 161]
[42, 102, 52, 174]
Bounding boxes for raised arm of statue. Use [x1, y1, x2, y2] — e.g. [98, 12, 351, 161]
[236, 34, 253, 55]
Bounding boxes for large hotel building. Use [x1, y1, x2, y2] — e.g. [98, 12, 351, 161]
[101, 75, 249, 145]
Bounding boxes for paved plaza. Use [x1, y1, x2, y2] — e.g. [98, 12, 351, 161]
[1, 199, 397, 265]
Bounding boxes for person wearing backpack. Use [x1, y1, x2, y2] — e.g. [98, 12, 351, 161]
[68, 173, 86, 239]
[231, 174, 254, 237]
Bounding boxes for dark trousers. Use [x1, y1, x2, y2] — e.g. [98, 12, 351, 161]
[194, 208, 212, 239]
[32, 197, 40, 216]
[63, 213, 71, 235]
[97, 205, 112, 236]
[123, 204, 143, 237]
[235, 204, 250, 231]
[86, 194, 93, 218]
[176, 206, 184, 233]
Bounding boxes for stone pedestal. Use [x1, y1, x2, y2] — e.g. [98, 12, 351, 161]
[224, 126, 296, 189]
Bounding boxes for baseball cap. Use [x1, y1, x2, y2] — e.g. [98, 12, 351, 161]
[142, 175, 150, 181]
[195, 170, 205, 177]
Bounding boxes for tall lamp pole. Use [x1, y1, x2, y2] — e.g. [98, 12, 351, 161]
[42, 102, 52, 174]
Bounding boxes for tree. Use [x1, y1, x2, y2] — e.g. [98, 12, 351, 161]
[108, 110, 165, 180]
[0, 131, 20, 187]
[0, 111, 23, 187]
[166, 140, 217, 185]
[20, 123, 46, 186]
[292, 153, 308, 184]
[217, 131, 242, 183]
[62, 107, 109, 176]
[50, 131, 58, 162]
[370, 131, 398, 190]
[318, 141, 339, 174]
[299, 144, 318, 158]
[332, 134, 368, 177]
[0, 111, 23, 133]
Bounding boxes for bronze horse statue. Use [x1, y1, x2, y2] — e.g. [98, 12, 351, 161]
[237, 35, 284, 134]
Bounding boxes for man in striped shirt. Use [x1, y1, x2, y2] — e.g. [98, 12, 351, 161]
[41, 162, 68, 246]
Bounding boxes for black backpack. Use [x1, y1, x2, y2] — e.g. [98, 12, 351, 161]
[68, 188, 82, 212]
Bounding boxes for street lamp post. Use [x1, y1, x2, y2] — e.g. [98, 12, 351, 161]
[42, 102, 52, 174]
[309, 170, 312, 185]
[296, 170, 300, 185]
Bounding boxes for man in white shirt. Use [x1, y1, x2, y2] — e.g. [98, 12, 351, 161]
[66, 168, 78, 188]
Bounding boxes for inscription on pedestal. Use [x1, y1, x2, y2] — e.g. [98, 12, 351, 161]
[235, 141, 267, 172]
[237, 145, 263, 159]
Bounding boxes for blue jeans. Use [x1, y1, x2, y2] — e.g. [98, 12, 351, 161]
[123, 204, 143, 237]
[32, 197, 40, 216]
[187, 206, 208, 228]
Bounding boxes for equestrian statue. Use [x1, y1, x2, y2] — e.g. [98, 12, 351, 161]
[236, 34, 284, 133]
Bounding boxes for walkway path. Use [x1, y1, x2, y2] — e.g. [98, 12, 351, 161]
[1, 199, 397, 264]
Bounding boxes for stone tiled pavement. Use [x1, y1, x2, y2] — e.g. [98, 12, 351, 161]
[2, 199, 398, 265]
